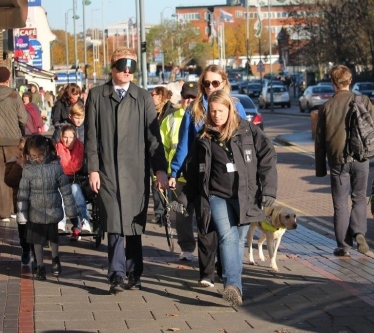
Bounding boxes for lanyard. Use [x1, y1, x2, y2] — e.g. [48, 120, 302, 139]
[212, 137, 234, 162]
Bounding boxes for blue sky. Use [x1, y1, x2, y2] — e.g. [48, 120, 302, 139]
[41, 0, 226, 32]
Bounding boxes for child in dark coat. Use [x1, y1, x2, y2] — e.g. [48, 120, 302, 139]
[17, 135, 78, 280]
[4, 137, 36, 268]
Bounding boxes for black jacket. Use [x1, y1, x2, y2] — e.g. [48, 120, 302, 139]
[183, 118, 277, 235]
[52, 98, 84, 126]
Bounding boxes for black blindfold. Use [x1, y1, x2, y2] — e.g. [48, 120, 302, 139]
[111, 58, 137, 73]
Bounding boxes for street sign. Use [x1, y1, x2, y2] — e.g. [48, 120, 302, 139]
[257, 60, 265, 73]
[258, 60, 264, 66]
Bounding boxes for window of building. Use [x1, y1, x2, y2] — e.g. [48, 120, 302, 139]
[235, 11, 243, 18]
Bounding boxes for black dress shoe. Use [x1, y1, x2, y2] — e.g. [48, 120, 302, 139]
[126, 273, 141, 290]
[333, 248, 350, 257]
[109, 275, 125, 293]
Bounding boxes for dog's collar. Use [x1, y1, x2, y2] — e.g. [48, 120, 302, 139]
[260, 220, 284, 232]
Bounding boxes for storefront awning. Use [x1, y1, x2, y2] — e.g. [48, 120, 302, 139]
[14, 60, 56, 81]
[0, 0, 28, 29]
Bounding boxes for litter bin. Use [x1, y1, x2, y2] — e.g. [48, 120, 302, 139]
[311, 110, 319, 140]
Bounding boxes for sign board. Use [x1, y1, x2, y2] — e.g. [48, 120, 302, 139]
[257, 60, 265, 73]
[28, 0, 42, 6]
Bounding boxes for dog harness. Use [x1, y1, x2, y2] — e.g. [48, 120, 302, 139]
[260, 220, 284, 232]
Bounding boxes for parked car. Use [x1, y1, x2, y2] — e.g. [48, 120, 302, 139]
[231, 93, 264, 130]
[299, 85, 334, 112]
[258, 85, 291, 109]
[351, 82, 374, 98]
[229, 81, 240, 94]
[317, 82, 334, 89]
[239, 82, 262, 98]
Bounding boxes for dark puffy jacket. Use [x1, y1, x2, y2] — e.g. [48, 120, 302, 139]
[52, 98, 84, 126]
[17, 154, 78, 224]
[183, 118, 277, 235]
[315, 90, 374, 177]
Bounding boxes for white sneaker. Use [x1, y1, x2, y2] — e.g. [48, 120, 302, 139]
[179, 251, 193, 261]
[0, 218, 10, 222]
[199, 279, 214, 287]
[58, 221, 66, 232]
[81, 219, 92, 233]
[10, 214, 16, 219]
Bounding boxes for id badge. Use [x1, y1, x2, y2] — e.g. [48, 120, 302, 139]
[226, 162, 237, 173]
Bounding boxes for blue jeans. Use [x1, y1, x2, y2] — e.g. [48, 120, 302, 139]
[209, 195, 249, 294]
[71, 183, 89, 221]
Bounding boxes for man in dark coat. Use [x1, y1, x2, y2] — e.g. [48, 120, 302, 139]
[85, 47, 168, 293]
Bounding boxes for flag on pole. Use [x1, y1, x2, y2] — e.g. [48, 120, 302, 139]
[254, 4, 262, 39]
[220, 9, 234, 23]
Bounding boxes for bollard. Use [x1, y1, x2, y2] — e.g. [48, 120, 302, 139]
[310, 110, 319, 140]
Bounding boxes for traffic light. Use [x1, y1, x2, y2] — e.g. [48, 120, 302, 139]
[141, 42, 146, 53]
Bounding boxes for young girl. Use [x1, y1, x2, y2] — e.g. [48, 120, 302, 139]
[182, 90, 277, 306]
[17, 135, 78, 280]
[4, 138, 36, 268]
[55, 124, 92, 239]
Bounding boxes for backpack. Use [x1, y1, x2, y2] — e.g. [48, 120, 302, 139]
[24, 103, 43, 135]
[344, 94, 374, 161]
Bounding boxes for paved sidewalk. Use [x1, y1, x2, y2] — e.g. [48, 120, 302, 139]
[2, 210, 374, 333]
[2, 121, 374, 332]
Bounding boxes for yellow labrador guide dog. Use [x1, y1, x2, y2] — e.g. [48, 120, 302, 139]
[247, 206, 297, 272]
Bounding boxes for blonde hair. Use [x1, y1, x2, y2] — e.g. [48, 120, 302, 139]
[201, 90, 239, 141]
[330, 65, 352, 89]
[111, 47, 137, 65]
[191, 65, 231, 125]
[70, 103, 85, 117]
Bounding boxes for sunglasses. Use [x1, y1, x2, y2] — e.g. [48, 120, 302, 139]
[111, 58, 137, 74]
[202, 80, 224, 88]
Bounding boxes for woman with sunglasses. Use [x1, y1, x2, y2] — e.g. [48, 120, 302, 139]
[169, 64, 247, 288]
[52, 83, 83, 126]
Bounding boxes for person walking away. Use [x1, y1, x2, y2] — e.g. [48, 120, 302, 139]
[22, 92, 43, 135]
[169, 64, 248, 287]
[182, 90, 277, 305]
[0, 66, 28, 222]
[17, 135, 78, 280]
[315, 64, 372, 257]
[160, 81, 198, 261]
[85, 47, 168, 294]
[4, 137, 36, 269]
[55, 124, 92, 239]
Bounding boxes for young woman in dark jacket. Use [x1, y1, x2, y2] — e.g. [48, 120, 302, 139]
[52, 83, 83, 126]
[182, 90, 277, 306]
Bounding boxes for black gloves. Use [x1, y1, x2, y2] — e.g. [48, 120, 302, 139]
[262, 195, 275, 207]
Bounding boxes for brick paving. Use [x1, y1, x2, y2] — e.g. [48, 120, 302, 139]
[1, 129, 374, 332]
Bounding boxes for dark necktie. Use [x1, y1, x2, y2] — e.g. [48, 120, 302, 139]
[117, 88, 125, 100]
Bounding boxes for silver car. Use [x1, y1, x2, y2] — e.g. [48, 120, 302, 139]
[258, 85, 291, 109]
[299, 85, 334, 112]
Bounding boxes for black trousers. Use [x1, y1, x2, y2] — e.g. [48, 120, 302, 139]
[198, 229, 222, 283]
[107, 234, 143, 279]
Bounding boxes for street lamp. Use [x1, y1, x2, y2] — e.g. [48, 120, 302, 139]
[82, 0, 91, 88]
[65, 8, 78, 83]
[126, 17, 136, 48]
[268, 0, 274, 112]
[160, 6, 173, 24]
[91, 8, 100, 84]
[102, 0, 110, 76]
[72, 0, 80, 84]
